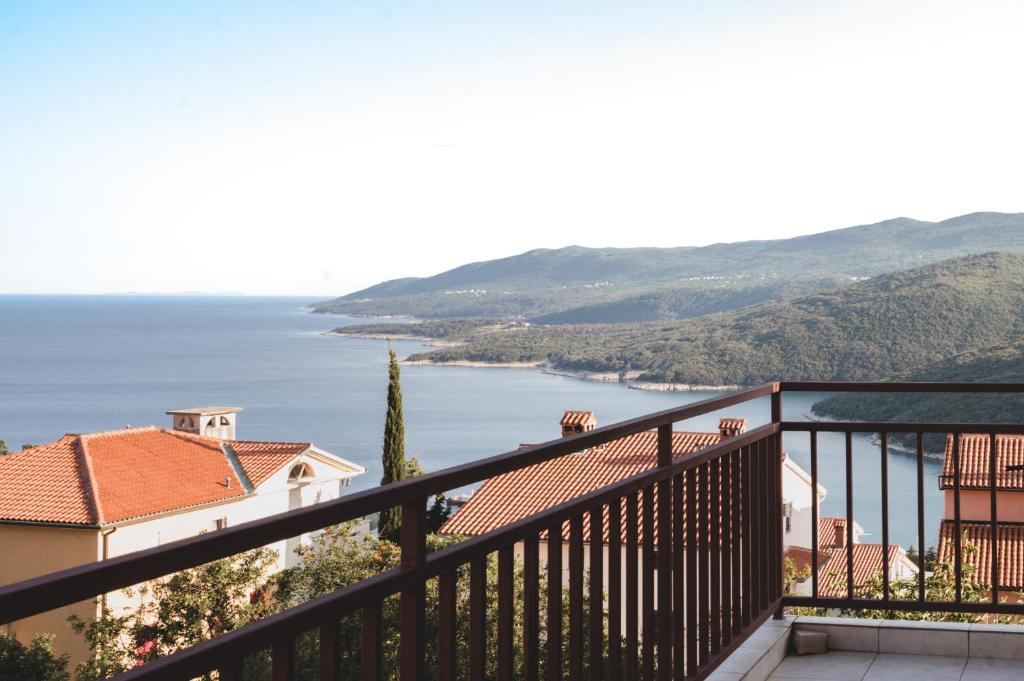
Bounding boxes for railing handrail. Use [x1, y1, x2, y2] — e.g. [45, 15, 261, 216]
[109, 423, 780, 681]
[780, 381, 1024, 392]
[7, 380, 1024, 680]
[781, 421, 1024, 434]
[0, 383, 778, 625]
[7, 381, 1024, 624]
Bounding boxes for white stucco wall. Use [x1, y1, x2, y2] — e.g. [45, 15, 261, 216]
[782, 456, 821, 551]
[104, 452, 358, 615]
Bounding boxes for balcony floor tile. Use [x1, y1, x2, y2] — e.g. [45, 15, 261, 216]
[861, 653, 966, 681]
[768, 650, 876, 680]
[961, 657, 1024, 681]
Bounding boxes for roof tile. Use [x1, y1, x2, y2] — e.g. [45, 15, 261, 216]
[816, 543, 905, 598]
[940, 434, 1024, 490]
[228, 441, 311, 487]
[937, 520, 1024, 590]
[0, 428, 320, 525]
[440, 429, 724, 542]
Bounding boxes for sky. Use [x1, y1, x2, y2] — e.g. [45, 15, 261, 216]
[2, 1, 1023, 296]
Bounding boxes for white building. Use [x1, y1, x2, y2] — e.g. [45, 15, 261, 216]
[0, 406, 364, 668]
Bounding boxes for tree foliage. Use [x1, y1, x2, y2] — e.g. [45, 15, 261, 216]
[793, 536, 1024, 623]
[0, 633, 69, 681]
[69, 547, 277, 680]
[813, 340, 1024, 450]
[403, 456, 452, 534]
[271, 523, 615, 681]
[378, 342, 407, 540]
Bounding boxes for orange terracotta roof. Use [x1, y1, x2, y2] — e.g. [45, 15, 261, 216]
[940, 434, 1024, 490]
[440, 429, 724, 542]
[816, 543, 905, 598]
[785, 546, 830, 576]
[228, 441, 311, 487]
[0, 428, 323, 526]
[560, 411, 597, 427]
[937, 520, 1024, 591]
[0, 436, 96, 525]
[83, 428, 245, 524]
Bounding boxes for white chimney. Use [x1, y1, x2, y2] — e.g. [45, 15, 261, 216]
[167, 407, 243, 440]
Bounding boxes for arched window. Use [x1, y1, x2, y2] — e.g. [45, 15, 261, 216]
[288, 463, 314, 482]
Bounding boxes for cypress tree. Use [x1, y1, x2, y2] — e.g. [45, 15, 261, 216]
[378, 341, 406, 539]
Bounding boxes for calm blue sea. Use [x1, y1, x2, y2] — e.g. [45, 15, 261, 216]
[0, 295, 942, 549]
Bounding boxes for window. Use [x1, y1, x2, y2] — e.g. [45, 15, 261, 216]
[288, 463, 314, 482]
[220, 416, 230, 426]
[215, 517, 228, 530]
[207, 417, 217, 428]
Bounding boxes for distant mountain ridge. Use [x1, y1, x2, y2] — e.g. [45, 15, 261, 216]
[314, 212, 1024, 321]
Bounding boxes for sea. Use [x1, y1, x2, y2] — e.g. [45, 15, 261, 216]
[0, 295, 942, 549]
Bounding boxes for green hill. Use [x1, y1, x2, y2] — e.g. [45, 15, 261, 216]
[811, 343, 1024, 425]
[405, 253, 1024, 386]
[313, 212, 1024, 321]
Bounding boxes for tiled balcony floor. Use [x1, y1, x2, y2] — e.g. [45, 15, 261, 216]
[768, 650, 1020, 681]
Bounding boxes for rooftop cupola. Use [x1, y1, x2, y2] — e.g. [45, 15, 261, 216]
[560, 410, 597, 438]
[167, 406, 243, 440]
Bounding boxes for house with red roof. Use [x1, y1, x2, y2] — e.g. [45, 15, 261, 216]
[937, 434, 1024, 599]
[440, 410, 822, 631]
[789, 516, 918, 598]
[0, 406, 364, 668]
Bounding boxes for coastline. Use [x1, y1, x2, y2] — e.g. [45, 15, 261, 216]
[324, 323, 743, 391]
[327, 327, 745, 391]
[322, 330, 464, 348]
[402, 358, 544, 368]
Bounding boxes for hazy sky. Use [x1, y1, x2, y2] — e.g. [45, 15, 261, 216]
[2, 1, 1022, 295]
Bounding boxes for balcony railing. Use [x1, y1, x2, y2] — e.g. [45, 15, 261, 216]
[2, 382, 1023, 680]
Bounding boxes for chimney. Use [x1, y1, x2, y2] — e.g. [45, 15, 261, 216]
[833, 521, 846, 549]
[719, 418, 747, 438]
[560, 411, 597, 438]
[167, 407, 243, 440]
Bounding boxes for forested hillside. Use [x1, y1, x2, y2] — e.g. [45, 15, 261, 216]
[402, 253, 1024, 386]
[811, 342, 1024, 425]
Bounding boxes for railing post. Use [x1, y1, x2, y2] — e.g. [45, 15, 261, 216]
[272, 639, 295, 681]
[400, 498, 427, 681]
[770, 387, 782, 424]
[774, 433, 784, 617]
[771, 388, 784, 619]
[319, 621, 339, 681]
[656, 424, 673, 679]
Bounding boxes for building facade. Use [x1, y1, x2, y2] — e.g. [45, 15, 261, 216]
[0, 407, 364, 667]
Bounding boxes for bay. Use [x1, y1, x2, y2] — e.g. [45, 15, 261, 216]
[0, 295, 942, 550]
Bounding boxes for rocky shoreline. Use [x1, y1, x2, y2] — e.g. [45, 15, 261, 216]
[402, 358, 544, 368]
[322, 330, 464, 348]
[326, 327, 746, 391]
